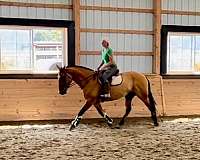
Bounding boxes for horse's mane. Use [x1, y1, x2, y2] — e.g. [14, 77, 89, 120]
[66, 65, 94, 72]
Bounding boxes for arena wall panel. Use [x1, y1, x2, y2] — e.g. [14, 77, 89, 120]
[0, 0, 72, 20]
[0, 76, 163, 121]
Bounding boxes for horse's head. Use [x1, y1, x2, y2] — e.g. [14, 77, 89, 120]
[57, 65, 72, 95]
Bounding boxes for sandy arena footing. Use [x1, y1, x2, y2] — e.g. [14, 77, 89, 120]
[0, 118, 200, 160]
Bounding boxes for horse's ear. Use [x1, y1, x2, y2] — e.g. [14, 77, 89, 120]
[56, 64, 61, 70]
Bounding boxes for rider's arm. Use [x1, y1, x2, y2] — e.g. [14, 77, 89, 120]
[109, 54, 114, 63]
[97, 60, 104, 71]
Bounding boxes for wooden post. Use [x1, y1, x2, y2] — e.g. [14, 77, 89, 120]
[72, 0, 80, 65]
[160, 76, 166, 116]
[153, 0, 161, 74]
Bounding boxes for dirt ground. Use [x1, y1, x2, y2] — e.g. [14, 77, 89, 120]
[0, 118, 200, 160]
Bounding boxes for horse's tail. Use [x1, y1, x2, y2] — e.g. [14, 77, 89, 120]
[146, 78, 157, 106]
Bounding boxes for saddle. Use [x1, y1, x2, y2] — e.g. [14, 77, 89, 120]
[98, 69, 123, 86]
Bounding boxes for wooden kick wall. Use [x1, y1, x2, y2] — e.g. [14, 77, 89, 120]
[0, 76, 164, 121]
[163, 79, 200, 117]
[2, 77, 200, 121]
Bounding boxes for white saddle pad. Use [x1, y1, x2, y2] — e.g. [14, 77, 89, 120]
[111, 75, 122, 86]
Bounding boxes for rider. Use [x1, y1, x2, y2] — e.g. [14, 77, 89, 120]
[97, 39, 118, 98]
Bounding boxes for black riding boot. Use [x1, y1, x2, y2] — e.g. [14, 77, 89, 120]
[100, 81, 111, 98]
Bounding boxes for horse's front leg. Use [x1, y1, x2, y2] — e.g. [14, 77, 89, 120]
[69, 100, 93, 131]
[94, 103, 113, 127]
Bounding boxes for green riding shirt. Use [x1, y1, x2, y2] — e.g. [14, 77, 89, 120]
[101, 47, 113, 64]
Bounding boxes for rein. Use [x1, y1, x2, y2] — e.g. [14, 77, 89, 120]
[68, 71, 98, 88]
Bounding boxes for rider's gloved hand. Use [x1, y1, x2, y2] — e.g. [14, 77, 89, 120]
[96, 67, 100, 72]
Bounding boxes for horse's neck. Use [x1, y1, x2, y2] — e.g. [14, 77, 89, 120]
[66, 67, 94, 88]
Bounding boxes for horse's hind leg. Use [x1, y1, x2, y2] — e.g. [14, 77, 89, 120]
[148, 93, 159, 126]
[69, 100, 93, 131]
[139, 95, 158, 126]
[118, 92, 135, 126]
[94, 103, 113, 127]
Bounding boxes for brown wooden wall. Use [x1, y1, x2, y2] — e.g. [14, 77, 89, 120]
[0, 75, 164, 121]
[1, 77, 200, 122]
[163, 79, 200, 116]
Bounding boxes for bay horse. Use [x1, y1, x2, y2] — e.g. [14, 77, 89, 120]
[57, 65, 159, 130]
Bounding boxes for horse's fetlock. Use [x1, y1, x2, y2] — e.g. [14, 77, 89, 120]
[72, 116, 82, 127]
[108, 119, 113, 124]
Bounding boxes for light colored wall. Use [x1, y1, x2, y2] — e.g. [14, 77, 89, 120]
[80, 11, 153, 31]
[0, 0, 153, 73]
[80, 55, 152, 73]
[80, 33, 153, 52]
[80, 0, 153, 73]
[81, 0, 153, 8]
[162, 0, 200, 25]
[0, 0, 72, 20]
[162, 0, 199, 11]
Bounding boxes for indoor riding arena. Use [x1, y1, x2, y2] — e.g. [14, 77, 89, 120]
[0, 0, 200, 159]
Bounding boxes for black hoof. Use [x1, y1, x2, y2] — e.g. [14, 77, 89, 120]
[115, 125, 121, 129]
[154, 122, 159, 126]
[69, 121, 77, 131]
[107, 122, 112, 127]
[118, 121, 124, 126]
[69, 124, 75, 131]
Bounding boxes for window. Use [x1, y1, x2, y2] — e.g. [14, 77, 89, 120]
[0, 27, 66, 74]
[0, 17, 75, 78]
[167, 32, 200, 74]
[161, 25, 200, 77]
